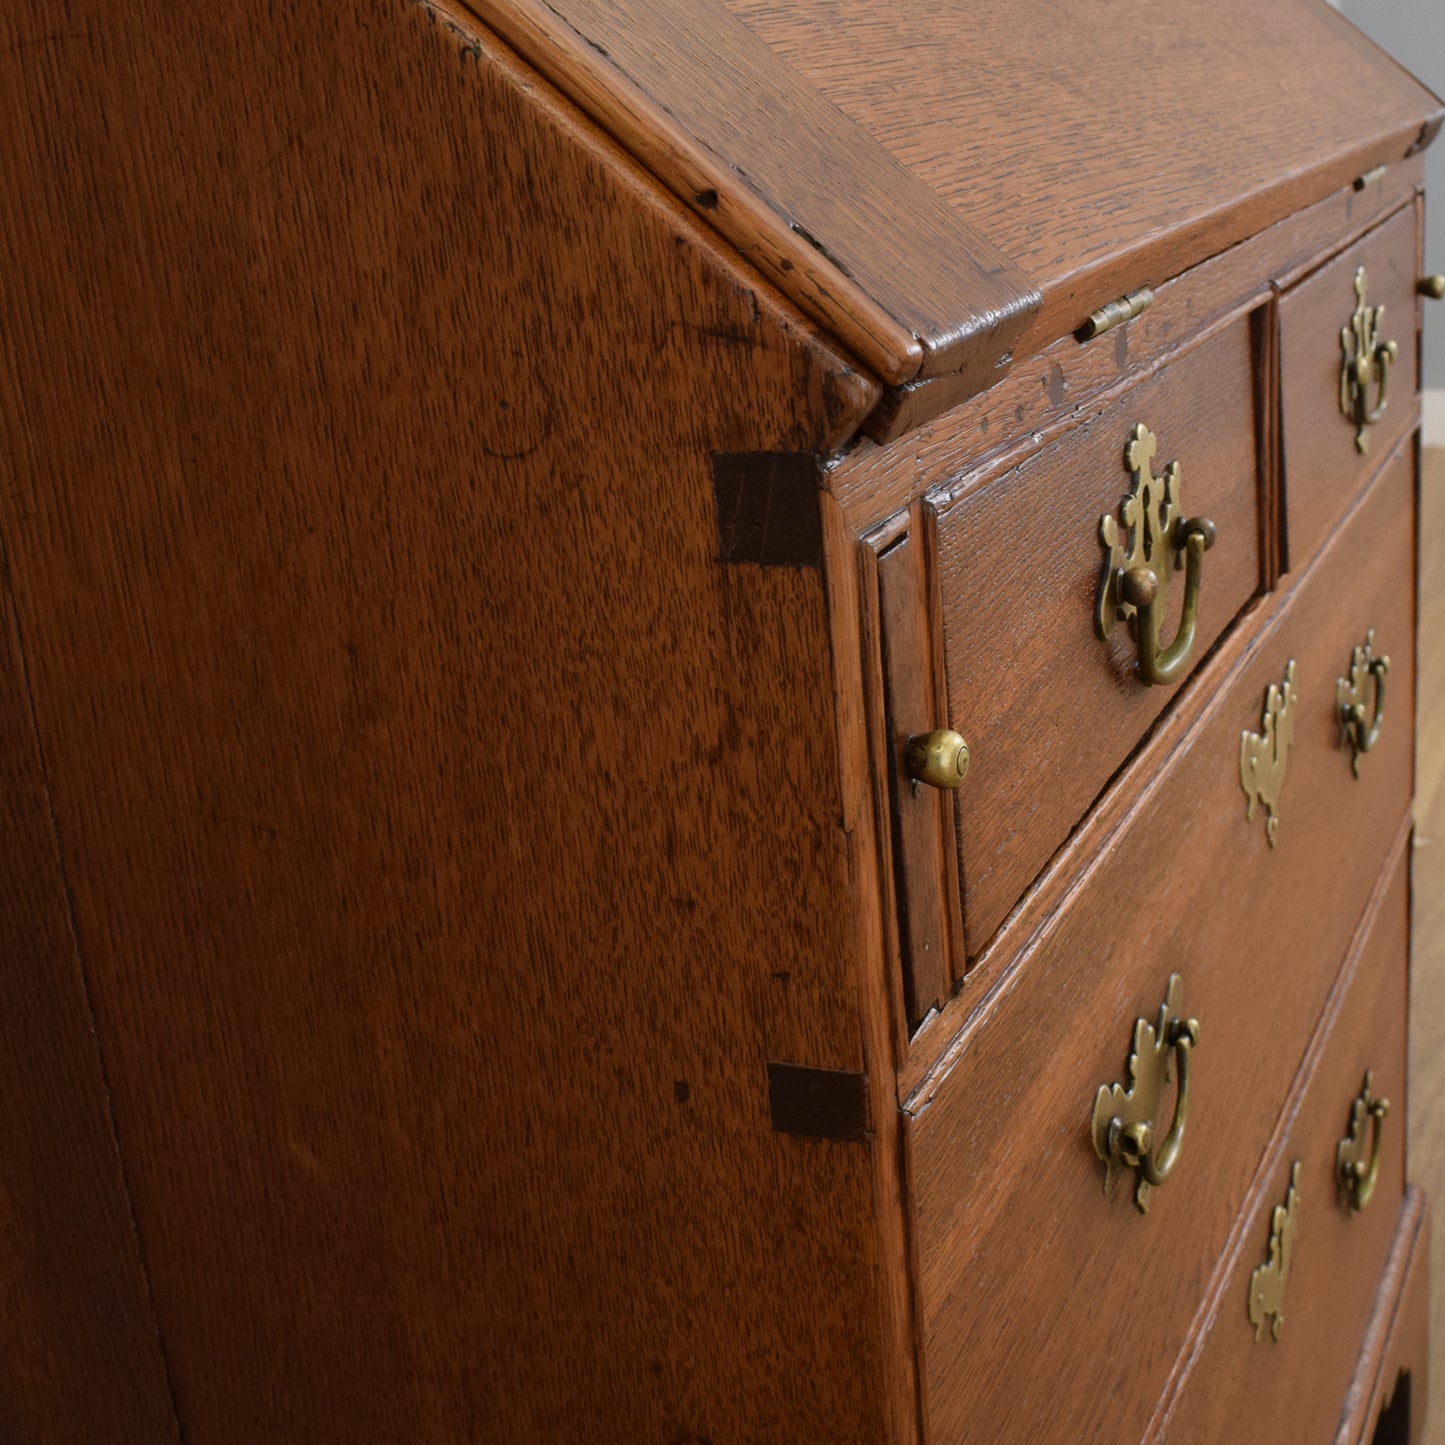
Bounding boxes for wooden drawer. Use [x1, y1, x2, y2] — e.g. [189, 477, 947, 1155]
[1280, 201, 1420, 572]
[924, 310, 1264, 971]
[905, 441, 1413, 1445]
[1337, 1188, 1430, 1445]
[1149, 847, 1408, 1443]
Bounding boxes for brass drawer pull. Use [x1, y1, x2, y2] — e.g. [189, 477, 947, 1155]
[904, 729, 970, 790]
[1248, 1161, 1301, 1343]
[1420, 275, 1445, 299]
[1239, 660, 1298, 848]
[1337, 1070, 1390, 1212]
[1337, 629, 1389, 776]
[1340, 266, 1398, 454]
[1097, 424, 1217, 687]
[1091, 973, 1199, 1213]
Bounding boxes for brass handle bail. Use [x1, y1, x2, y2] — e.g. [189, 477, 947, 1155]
[1097, 424, 1216, 687]
[1092, 974, 1199, 1212]
[1120, 515, 1216, 685]
[1340, 267, 1398, 454]
[1336, 1070, 1390, 1212]
[1336, 629, 1389, 777]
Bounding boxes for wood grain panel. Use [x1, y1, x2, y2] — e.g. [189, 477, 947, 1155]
[440, 0, 1041, 387]
[0, 556, 181, 1443]
[874, 524, 962, 1027]
[859, 161, 1427, 447]
[933, 312, 1263, 958]
[1335, 1189, 1431, 1444]
[1281, 203, 1422, 574]
[0, 3, 903, 1440]
[718, 0, 1442, 357]
[836, 166, 1424, 526]
[1151, 848, 1409, 1443]
[907, 443, 1415, 1445]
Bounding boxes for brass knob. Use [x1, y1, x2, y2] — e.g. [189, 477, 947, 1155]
[1419, 275, 1445, 299]
[904, 730, 969, 790]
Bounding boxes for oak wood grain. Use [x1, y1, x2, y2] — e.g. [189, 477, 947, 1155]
[0, 3, 906, 1439]
[906, 443, 1415, 1445]
[442, 0, 1041, 388]
[836, 165, 1424, 528]
[719, 0, 1442, 367]
[1334, 1189, 1431, 1444]
[932, 312, 1264, 958]
[1150, 848, 1409, 1443]
[873, 525, 962, 1027]
[1281, 203, 1422, 574]
[0, 553, 181, 1443]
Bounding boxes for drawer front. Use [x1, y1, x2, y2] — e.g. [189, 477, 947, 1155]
[907, 441, 1413, 1445]
[930, 311, 1263, 963]
[1280, 202, 1419, 572]
[1152, 848, 1407, 1444]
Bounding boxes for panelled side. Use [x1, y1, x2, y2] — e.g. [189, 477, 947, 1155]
[0, 2, 911, 1440]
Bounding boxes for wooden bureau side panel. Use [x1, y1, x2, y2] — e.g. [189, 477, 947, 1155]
[0, 5, 902, 1441]
[934, 313, 1263, 959]
[908, 444, 1414, 1445]
[0, 565, 180, 1437]
[1152, 849, 1408, 1443]
[1281, 203, 1421, 573]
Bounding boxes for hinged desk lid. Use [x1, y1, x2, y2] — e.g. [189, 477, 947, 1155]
[456, 0, 1442, 392]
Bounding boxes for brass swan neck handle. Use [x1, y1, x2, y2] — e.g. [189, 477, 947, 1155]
[1092, 974, 1200, 1213]
[1098, 424, 1217, 688]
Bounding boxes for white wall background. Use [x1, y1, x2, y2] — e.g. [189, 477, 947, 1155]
[1334, 0, 1445, 432]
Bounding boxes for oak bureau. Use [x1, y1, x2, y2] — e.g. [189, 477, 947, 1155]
[2, 0, 1443, 1441]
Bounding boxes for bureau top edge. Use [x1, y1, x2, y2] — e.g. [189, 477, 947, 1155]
[450, 0, 1438, 403]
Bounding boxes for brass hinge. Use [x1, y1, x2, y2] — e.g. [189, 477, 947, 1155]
[1080, 286, 1153, 340]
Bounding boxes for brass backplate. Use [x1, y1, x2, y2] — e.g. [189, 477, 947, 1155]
[1339, 267, 1398, 454]
[1248, 1160, 1301, 1343]
[1097, 424, 1183, 645]
[1240, 660, 1298, 848]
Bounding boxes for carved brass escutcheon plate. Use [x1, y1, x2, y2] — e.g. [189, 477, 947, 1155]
[1337, 629, 1389, 778]
[1248, 1161, 1301, 1343]
[1240, 660, 1298, 848]
[1091, 974, 1200, 1214]
[1340, 266, 1399, 454]
[1337, 1070, 1390, 1212]
[1096, 424, 1216, 686]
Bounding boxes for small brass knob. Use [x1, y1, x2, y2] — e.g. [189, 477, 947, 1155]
[1419, 275, 1445, 299]
[904, 730, 970, 790]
